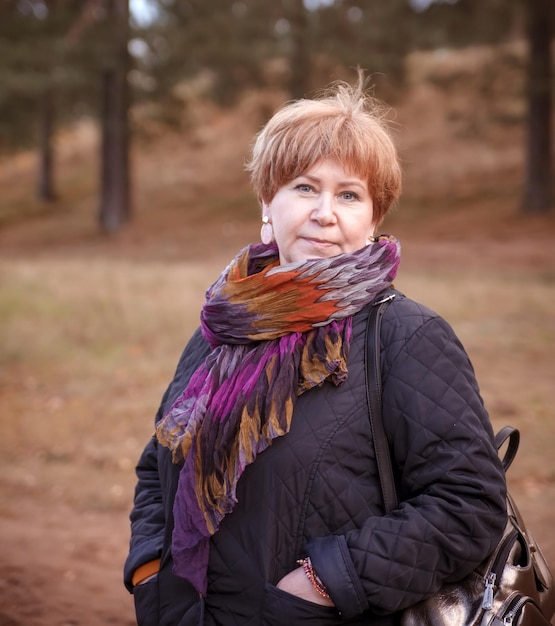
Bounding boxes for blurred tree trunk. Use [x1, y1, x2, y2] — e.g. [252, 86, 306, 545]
[38, 87, 56, 202]
[99, 0, 131, 233]
[522, 0, 553, 213]
[286, 0, 310, 99]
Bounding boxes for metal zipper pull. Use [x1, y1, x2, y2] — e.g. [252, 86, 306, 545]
[372, 293, 396, 306]
[503, 610, 515, 626]
[503, 597, 527, 626]
[482, 573, 496, 610]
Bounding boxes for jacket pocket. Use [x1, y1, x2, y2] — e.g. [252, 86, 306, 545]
[262, 583, 345, 625]
[176, 598, 203, 626]
[133, 577, 159, 626]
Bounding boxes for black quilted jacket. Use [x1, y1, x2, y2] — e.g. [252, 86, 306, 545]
[124, 290, 507, 626]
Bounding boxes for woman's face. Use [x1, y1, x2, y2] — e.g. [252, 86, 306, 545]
[264, 159, 376, 265]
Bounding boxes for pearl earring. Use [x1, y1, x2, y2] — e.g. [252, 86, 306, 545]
[260, 216, 274, 245]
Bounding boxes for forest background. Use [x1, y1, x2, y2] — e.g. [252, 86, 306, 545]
[0, 1, 554, 625]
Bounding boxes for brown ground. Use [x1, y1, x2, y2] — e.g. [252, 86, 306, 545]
[0, 51, 554, 625]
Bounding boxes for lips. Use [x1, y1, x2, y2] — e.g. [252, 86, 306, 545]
[302, 237, 336, 247]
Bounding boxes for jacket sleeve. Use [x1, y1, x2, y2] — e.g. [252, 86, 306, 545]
[123, 405, 169, 592]
[123, 329, 211, 594]
[307, 301, 508, 618]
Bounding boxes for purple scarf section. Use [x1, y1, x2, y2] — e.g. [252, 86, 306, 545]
[155, 237, 401, 594]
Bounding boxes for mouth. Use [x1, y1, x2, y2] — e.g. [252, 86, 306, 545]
[302, 237, 336, 248]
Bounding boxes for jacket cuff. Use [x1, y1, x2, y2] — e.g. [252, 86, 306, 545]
[306, 535, 368, 619]
[124, 538, 163, 592]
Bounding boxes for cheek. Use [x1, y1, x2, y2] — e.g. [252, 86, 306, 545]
[347, 215, 371, 236]
[272, 222, 293, 248]
[271, 209, 301, 239]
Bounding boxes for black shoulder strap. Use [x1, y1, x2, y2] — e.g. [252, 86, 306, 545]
[365, 293, 399, 514]
[365, 294, 520, 515]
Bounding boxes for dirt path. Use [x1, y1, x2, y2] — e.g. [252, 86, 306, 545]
[0, 482, 135, 626]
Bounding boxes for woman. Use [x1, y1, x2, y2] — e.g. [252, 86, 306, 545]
[124, 78, 507, 626]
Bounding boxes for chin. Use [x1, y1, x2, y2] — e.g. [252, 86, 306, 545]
[283, 253, 332, 264]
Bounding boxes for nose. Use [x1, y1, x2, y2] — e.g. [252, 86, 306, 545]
[311, 192, 336, 224]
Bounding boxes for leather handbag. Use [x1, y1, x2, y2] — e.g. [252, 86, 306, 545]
[366, 295, 555, 626]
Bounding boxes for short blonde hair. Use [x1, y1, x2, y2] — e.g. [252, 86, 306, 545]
[246, 78, 402, 225]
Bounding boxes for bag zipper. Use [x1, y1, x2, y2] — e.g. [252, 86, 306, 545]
[482, 573, 496, 610]
[481, 526, 520, 610]
[501, 595, 543, 625]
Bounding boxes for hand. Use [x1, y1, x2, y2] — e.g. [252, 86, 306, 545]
[276, 566, 334, 607]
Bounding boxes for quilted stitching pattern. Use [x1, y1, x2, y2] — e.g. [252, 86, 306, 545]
[127, 293, 507, 625]
[338, 296, 507, 613]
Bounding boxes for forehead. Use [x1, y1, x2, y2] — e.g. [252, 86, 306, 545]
[298, 159, 368, 185]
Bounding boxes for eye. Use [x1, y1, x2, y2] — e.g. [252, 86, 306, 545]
[295, 183, 314, 194]
[341, 191, 360, 202]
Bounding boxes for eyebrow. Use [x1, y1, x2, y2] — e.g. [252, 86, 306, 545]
[301, 174, 367, 190]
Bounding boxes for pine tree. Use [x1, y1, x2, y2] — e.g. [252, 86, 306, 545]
[0, 1, 97, 202]
[522, 0, 553, 212]
[97, 0, 132, 233]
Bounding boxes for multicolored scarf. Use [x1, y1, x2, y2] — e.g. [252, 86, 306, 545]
[156, 236, 401, 594]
